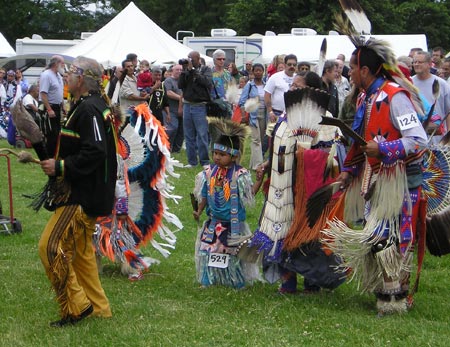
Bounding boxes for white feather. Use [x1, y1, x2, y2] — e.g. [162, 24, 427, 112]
[225, 83, 240, 105]
[344, 8, 371, 35]
[244, 97, 259, 113]
[316, 38, 327, 77]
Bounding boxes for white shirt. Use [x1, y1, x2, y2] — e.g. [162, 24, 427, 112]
[264, 71, 294, 111]
[23, 93, 38, 109]
[0, 84, 6, 103]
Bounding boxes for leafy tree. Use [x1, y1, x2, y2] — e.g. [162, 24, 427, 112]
[0, 0, 111, 46]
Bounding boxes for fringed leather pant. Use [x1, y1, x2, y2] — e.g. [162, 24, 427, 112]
[38, 205, 112, 318]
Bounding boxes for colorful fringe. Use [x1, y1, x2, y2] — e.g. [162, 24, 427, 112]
[283, 146, 340, 251]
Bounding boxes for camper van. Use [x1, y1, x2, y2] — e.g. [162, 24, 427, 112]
[181, 29, 264, 70]
[14, 34, 93, 83]
[181, 28, 428, 69]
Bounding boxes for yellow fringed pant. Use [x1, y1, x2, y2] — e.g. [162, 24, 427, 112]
[38, 205, 112, 318]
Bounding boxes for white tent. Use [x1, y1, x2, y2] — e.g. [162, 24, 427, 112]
[63, 2, 193, 67]
[0, 32, 15, 57]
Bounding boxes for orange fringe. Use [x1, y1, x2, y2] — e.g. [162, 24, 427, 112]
[134, 103, 170, 189]
[283, 147, 339, 252]
[321, 191, 346, 256]
[138, 200, 164, 248]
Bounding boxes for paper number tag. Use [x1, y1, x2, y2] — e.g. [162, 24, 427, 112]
[208, 253, 230, 268]
[397, 113, 419, 130]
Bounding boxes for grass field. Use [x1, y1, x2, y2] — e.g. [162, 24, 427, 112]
[0, 138, 449, 347]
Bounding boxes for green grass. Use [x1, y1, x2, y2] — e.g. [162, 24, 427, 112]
[0, 138, 449, 347]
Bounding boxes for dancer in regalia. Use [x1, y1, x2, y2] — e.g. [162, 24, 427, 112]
[94, 103, 183, 280]
[242, 71, 345, 294]
[322, 0, 428, 316]
[193, 119, 263, 289]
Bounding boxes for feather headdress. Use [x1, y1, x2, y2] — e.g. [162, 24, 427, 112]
[335, 0, 424, 115]
[208, 117, 249, 156]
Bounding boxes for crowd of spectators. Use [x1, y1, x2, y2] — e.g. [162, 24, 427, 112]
[1, 45, 450, 166]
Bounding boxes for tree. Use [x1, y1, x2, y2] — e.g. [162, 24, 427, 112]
[1, 0, 449, 53]
[0, 0, 112, 46]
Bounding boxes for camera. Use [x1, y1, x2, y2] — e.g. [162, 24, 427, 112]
[179, 58, 190, 65]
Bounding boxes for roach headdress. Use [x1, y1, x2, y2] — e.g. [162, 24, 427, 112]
[335, 0, 424, 115]
[208, 117, 249, 157]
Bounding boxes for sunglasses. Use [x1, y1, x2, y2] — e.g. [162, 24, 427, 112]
[286, 63, 297, 67]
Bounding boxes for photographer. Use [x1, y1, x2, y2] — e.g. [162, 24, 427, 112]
[178, 51, 212, 168]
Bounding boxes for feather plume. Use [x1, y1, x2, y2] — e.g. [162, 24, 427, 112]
[244, 97, 259, 113]
[422, 80, 439, 130]
[323, 142, 336, 182]
[334, 13, 361, 47]
[316, 38, 327, 77]
[306, 182, 342, 228]
[190, 192, 198, 211]
[338, 0, 371, 35]
[225, 82, 240, 105]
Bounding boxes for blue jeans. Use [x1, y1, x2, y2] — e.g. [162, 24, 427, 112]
[183, 103, 209, 166]
[164, 110, 184, 153]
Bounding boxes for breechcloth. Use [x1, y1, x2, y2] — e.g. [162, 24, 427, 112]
[38, 205, 112, 318]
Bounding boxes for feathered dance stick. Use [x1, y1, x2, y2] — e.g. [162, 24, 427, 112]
[0, 148, 40, 164]
[319, 116, 366, 146]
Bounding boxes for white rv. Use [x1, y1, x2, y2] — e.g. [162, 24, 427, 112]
[14, 34, 92, 83]
[181, 28, 428, 69]
[181, 29, 264, 70]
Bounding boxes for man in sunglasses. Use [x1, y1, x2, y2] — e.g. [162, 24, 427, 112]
[264, 54, 297, 133]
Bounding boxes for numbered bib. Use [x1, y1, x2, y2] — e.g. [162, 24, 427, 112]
[397, 112, 419, 130]
[208, 253, 230, 268]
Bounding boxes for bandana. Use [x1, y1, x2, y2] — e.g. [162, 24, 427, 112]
[213, 143, 239, 156]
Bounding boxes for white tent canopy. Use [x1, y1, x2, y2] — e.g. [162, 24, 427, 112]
[0, 32, 16, 58]
[63, 2, 193, 68]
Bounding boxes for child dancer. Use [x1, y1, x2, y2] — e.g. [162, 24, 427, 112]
[193, 119, 263, 289]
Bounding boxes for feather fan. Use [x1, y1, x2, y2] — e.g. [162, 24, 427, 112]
[10, 102, 49, 160]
